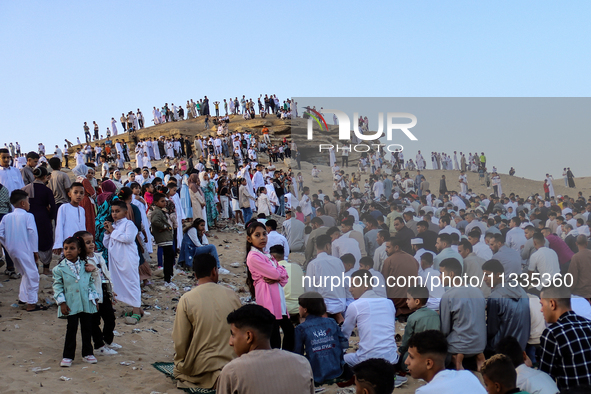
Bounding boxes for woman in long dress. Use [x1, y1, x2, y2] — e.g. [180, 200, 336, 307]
[72, 164, 97, 236]
[200, 172, 218, 228]
[188, 173, 205, 221]
[23, 166, 56, 275]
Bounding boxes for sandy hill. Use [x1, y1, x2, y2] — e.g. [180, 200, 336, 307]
[67, 115, 591, 198]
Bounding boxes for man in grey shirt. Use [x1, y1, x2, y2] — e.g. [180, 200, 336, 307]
[439, 258, 486, 370]
[47, 157, 72, 209]
[20, 151, 39, 186]
[283, 211, 305, 252]
[489, 233, 523, 280]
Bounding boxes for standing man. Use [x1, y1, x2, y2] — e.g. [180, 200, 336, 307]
[20, 152, 39, 186]
[539, 285, 591, 391]
[47, 157, 72, 212]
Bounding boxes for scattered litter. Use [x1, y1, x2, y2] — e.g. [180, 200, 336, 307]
[113, 331, 122, 337]
[143, 311, 151, 316]
[154, 305, 161, 310]
[45, 297, 56, 306]
[10, 303, 19, 308]
[150, 391, 163, 394]
[39, 352, 42, 355]
[0, 283, 3, 287]
[60, 376, 71, 381]
[31, 367, 51, 373]
[224, 245, 230, 249]
[120, 361, 135, 366]
[183, 287, 192, 292]
[14, 324, 19, 329]
[230, 262, 241, 268]
[132, 329, 142, 334]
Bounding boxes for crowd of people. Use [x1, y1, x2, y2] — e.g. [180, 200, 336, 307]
[1, 104, 591, 393]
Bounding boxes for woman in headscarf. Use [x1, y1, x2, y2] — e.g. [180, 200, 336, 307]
[188, 173, 205, 221]
[200, 171, 218, 228]
[95, 180, 118, 262]
[111, 169, 123, 191]
[180, 172, 192, 219]
[23, 166, 56, 276]
[72, 164, 97, 236]
[124, 171, 136, 187]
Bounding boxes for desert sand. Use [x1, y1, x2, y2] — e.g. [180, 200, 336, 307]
[2, 116, 590, 394]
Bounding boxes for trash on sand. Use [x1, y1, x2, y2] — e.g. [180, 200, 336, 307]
[120, 361, 135, 366]
[31, 367, 51, 372]
[60, 376, 71, 381]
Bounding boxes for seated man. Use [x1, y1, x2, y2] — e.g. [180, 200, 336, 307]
[482, 259, 530, 355]
[405, 330, 486, 394]
[495, 336, 559, 394]
[342, 270, 400, 374]
[439, 258, 486, 371]
[217, 304, 314, 394]
[353, 358, 396, 394]
[172, 254, 242, 389]
[481, 354, 529, 394]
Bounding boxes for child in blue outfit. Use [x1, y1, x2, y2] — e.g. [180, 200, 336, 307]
[52, 236, 100, 367]
[294, 291, 352, 384]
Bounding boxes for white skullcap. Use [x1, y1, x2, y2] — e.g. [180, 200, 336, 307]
[411, 238, 423, 245]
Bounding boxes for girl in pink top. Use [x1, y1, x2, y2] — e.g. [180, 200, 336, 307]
[245, 220, 294, 350]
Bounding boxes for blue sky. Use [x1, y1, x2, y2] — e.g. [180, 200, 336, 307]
[1, 1, 590, 179]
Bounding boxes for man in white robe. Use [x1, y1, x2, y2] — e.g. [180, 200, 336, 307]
[252, 165, 265, 193]
[545, 174, 555, 198]
[111, 118, 118, 136]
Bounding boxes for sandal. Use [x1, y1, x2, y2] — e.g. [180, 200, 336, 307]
[124, 313, 141, 325]
[26, 305, 48, 312]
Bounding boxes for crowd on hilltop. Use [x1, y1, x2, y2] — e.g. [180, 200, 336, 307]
[1, 97, 590, 393]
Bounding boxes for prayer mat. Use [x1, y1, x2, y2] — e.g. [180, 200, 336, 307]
[152, 362, 216, 394]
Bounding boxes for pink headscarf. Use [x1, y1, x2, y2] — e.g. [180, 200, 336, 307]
[97, 180, 117, 205]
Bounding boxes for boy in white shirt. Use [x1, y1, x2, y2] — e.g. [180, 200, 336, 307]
[406, 330, 486, 394]
[0, 190, 41, 311]
[53, 183, 86, 254]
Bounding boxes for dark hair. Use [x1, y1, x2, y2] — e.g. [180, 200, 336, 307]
[226, 304, 275, 339]
[0, 148, 8, 154]
[298, 292, 327, 316]
[407, 286, 429, 305]
[315, 234, 332, 250]
[310, 217, 324, 226]
[437, 233, 452, 246]
[110, 199, 128, 211]
[440, 215, 451, 225]
[26, 151, 40, 160]
[351, 269, 372, 288]
[153, 192, 166, 203]
[269, 244, 284, 256]
[495, 336, 524, 368]
[63, 236, 87, 261]
[340, 253, 355, 266]
[9, 190, 28, 206]
[420, 252, 433, 266]
[326, 226, 340, 237]
[194, 253, 218, 279]
[359, 256, 374, 269]
[378, 229, 390, 241]
[186, 218, 205, 234]
[467, 230, 481, 239]
[540, 284, 572, 308]
[458, 239, 473, 252]
[73, 230, 92, 239]
[439, 258, 462, 276]
[482, 259, 504, 274]
[245, 221, 267, 297]
[480, 354, 517, 389]
[48, 157, 62, 170]
[117, 186, 133, 202]
[532, 232, 545, 244]
[352, 358, 395, 394]
[266, 219, 278, 231]
[408, 330, 448, 356]
[69, 181, 84, 191]
[129, 181, 140, 190]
